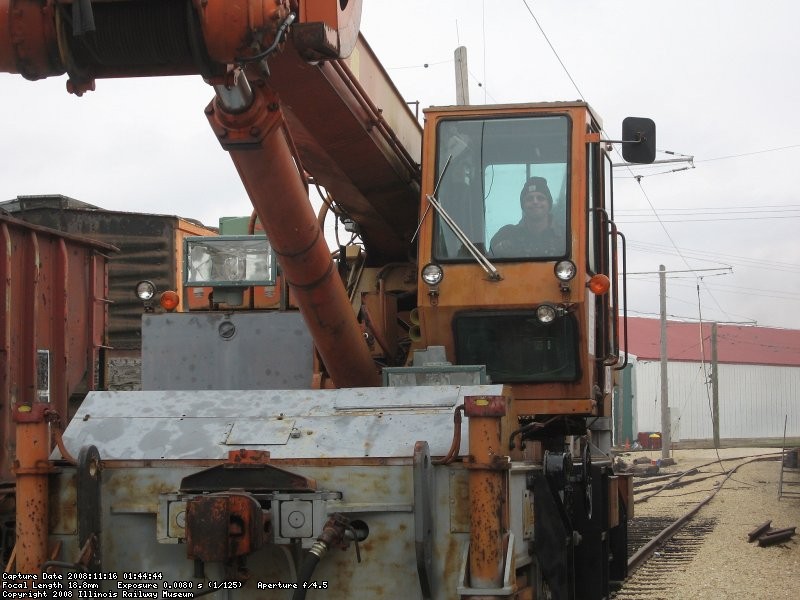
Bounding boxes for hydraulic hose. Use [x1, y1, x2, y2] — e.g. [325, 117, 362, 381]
[291, 514, 355, 599]
[292, 549, 322, 600]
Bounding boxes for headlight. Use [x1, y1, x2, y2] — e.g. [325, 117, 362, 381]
[221, 255, 246, 281]
[421, 263, 444, 286]
[185, 235, 275, 287]
[135, 280, 156, 301]
[554, 260, 577, 281]
[536, 304, 557, 323]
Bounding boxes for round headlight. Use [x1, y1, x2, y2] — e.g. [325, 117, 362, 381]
[536, 304, 557, 324]
[554, 260, 577, 282]
[421, 263, 444, 286]
[135, 280, 156, 301]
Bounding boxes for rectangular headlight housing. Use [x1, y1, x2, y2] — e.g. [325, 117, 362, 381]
[184, 235, 276, 287]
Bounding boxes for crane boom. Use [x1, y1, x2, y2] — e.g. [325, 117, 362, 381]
[268, 34, 422, 264]
[0, 0, 422, 386]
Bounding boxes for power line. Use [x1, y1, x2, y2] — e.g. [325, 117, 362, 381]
[626, 240, 800, 273]
[482, 0, 487, 104]
[636, 276, 800, 302]
[618, 214, 800, 224]
[627, 268, 731, 275]
[620, 203, 800, 213]
[696, 144, 800, 163]
[386, 59, 452, 71]
[627, 179, 732, 319]
[467, 68, 498, 103]
[616, 205, 800, 218]
[519, 0, 585, 100]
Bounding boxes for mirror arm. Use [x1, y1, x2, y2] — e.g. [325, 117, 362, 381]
[599, 134, 643, 145]
[611, 156, 694, 169]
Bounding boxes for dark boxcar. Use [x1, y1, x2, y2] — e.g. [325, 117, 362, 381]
[0, 212, 112, 561]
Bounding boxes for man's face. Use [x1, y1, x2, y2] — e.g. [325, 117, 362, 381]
[522, 192, 551, 220]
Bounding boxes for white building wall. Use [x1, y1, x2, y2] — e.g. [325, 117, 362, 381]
[633, 361, 800, 441]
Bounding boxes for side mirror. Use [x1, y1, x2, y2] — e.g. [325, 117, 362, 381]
[621, 117, 656, 164]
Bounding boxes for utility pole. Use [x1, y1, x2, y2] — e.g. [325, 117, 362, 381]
[455, 46, 469, 105]
[711, 322, 720, 448]
[659, 265, 671, 459]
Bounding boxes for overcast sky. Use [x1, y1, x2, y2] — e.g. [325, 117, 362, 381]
[1, 1, 799, 331]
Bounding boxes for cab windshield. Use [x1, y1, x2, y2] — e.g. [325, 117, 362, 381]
[433, 115, 570, 261]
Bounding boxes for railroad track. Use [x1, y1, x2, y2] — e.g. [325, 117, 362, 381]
[612, 516, 717, 600]
[610, 453, 781, 599]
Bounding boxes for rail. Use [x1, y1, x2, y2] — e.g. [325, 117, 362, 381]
[625, 454, 781, 574]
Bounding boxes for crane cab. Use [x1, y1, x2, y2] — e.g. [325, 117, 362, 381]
[415, 102, 643, 422]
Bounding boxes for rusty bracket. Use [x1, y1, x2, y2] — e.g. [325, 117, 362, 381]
[463, 395, 507, 418]
[207, 86, 285, 151]
[226, 449, 271, 465]
[464, 455, 512, 471]
[186, 492, 266, 563]
[12, 402, 49, 423]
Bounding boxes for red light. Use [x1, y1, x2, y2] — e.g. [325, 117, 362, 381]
[160, 290, 180, 311]
[587, 274, 611, 295]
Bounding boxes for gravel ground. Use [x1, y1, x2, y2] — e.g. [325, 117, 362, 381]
[619, 447, 800, 599]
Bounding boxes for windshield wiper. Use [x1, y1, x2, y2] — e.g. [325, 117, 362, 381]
[412, 154, 501, 280]
[425, 192, 501, 281]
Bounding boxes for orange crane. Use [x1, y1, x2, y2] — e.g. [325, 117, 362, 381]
[1, 2, 655, 598]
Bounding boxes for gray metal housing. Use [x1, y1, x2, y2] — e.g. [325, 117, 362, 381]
[51, 386, 536, 599]
[141, 312, 313, 391]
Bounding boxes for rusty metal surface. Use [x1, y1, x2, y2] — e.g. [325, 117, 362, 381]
[0, 212, 110, 484]
[466, 411, 507, 589]
[1, 195, 216, 352]
[47, 454, 534, 599]
[46, 383, 539, 597]
[55, 386, 504, 461]
[12, 407, 51, 574]
[186, 493, 266, 562]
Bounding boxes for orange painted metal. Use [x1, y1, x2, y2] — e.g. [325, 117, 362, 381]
[464, 394, 510, 590]
[416, 103, 610, 418]
[192, 0, 293, 66]
[297, 0, 362, 58]
[514, 398, 597, 417]
[0, 0, 363, 86]
[267, 35, 422, 264]
[12, 402, 53, 575]
[206, 85, 379, 388]
[0, 0, 62, 79]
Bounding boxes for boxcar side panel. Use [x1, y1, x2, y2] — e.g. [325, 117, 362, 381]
[0, 214, 110, 484]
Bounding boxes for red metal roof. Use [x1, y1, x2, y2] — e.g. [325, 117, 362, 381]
[621, 317, 800, 367]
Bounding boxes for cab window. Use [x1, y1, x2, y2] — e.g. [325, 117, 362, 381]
[433, 115, 570, 261]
